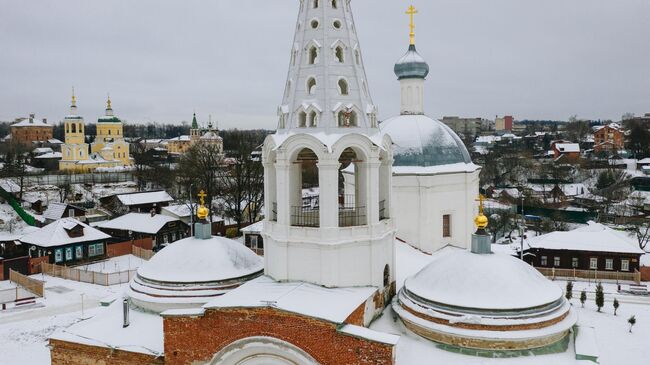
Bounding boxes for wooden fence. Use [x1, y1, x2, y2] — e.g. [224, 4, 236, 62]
[41, 262, 137, 286]
[9, 269, 45, 297]
[132, 245, 154, 260]
[536, 267, 641, 284]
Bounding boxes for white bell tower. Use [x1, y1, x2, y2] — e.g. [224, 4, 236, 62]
[263, 0, 395, 296]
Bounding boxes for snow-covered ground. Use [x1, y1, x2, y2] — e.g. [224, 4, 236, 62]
[0, 275, 127, 364]
[74, 254, 145, 274]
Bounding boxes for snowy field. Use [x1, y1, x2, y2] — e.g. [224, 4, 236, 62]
[75, 254, 145, 274]
[0, 275, 127, 364]
[0, 243, 648, 364]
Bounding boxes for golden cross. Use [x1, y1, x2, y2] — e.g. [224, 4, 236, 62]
[198, 190, 207, 206]
[107, 93, 111, 109]
[71, 87, 76, 104]
[406, 5, 418, 45]
[475, 194, 485, 215]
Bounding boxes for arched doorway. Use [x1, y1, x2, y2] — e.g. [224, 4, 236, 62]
[209, 337, 320, 365]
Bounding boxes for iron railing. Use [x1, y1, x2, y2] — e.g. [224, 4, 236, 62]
[339, 194, 366, 227]
[291, 206, 320, 227]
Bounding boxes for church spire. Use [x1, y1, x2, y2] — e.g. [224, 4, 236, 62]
[277, 0, 377, 133]
[394, 5, 429, 115]
[70, 87, 78, 115]
[105, 94, 114, 116]
[192, 112, 198, 129]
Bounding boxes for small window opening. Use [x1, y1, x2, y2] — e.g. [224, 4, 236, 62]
[355, 50, 361, 65]
[308, 111, 318, 127]
[307, 77, 316, 95]
[335, 46, 344, 63]
[338, 110, 357, 127]
[331, 0, 337, 9]
[308, 47, 318, 64]
[333, 20, 342, 29]
[338, 79, 349, 95]
[298, 112, 307, 127]
[311, 19, 319, 29]
[313, 0, 319, 8]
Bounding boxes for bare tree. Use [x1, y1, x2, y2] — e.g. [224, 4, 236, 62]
[628, 220, 650, 251]
[177, 143, 224, 222]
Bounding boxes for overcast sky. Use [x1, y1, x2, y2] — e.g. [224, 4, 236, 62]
[1, 0, 649, 129]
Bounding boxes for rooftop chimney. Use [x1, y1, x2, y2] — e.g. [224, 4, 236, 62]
[29, 114, 34, 123]
[43, 118, 47, 124]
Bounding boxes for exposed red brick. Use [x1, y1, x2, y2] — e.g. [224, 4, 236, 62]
[50, 339, 163, 365]
[164, 307, 394, 365]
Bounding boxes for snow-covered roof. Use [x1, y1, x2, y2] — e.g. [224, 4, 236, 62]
[33, 147, 53, 154]
[554, 143, 580, 153]
[161, 203, 194, 218]
[204, 276, 377, 324]
[137, 236, 263, 283]
[0, 179, 21, 193]
[241, 221, 264, 234]
[96, 213, 180, 234]
[19, 218, 110, 247]
[169, 135, 191, 142]
[34, 152, 62, 159]
[527, 222, 645, 254]
[50, 300, 163, 356]
[11, 118, 52, 128]
[42, 202, 84, 221]
[116, 191, 173, 206]
[404, 247, 563, 311]
[47, 138, 63, 144]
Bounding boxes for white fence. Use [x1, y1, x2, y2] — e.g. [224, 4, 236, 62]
[41, 262, 137, 286]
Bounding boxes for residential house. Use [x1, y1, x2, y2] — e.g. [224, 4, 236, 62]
[95, 212, 189, 250]
[19, 218, 111, 266]
[42, 202, 87, 224]
[99, 190, 174, 215]
[524, 222, 645, 272]
[593, 124, 624, 154]
[551, 141, 581, 162]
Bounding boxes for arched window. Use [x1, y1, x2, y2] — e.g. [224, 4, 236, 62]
[307, 77, 316, 95]
[308, 111, 318, 127]
[308, 47, 318, 65]
[108, 129, 111, 135]
[383, 265, 390, 287]
[338, 79, 349, 95]
[313, 0, 319, 8]
[338, 110, 357, 127]
[331, 0, 337, 9]
[298, 111, 307, 127]
[71, 123, 76, 133]
[355, 50, 361, 65]
[335, 46, 344, 63]
[79, 150, 83, 157]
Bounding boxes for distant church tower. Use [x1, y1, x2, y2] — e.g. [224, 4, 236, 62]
[190, 112, 200, 142]
[263, 0, 395, 293]
[59, 89, 89, 170]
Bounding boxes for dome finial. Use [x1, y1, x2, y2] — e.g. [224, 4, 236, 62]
[197, 190, 209, 220]
[406, 5, 418, 46]
[71, 87, 76, 106]
[474, 194, 488, 230]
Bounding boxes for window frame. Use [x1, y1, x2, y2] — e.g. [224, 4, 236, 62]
[55, 248, 63, 263]
[554, 256, 561, 267]
[621, 259, 630, 272]
[541, 256, 548, 266]
[589, 257, 598, 270]
[572, 257, 579, 268]
[442, 214, 451, 238]
[605, 258, 614, 271]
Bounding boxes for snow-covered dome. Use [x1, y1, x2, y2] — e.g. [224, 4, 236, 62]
[380, 114, 472, 167]
[394, 247, 576, 354]
[128, 236, 263, 313]
[394, 44, 430, 80]
[405, 248, 562, 311]
[200, 131, 222, 141]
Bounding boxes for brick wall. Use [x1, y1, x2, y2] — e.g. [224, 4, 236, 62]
[164, 307, 394, 365]
[50, 339, 163, 365]
[28, 256, 50, 274]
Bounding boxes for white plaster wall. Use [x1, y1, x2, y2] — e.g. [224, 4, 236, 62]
[391, 169, 479, 253]
[400, 78, 425, 115]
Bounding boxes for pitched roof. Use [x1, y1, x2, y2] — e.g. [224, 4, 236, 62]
[116, 191, 174, 206]
[42, 202, 86, 221]
[11, 118, 52, 128]
[96, 213, 181, 234]
[20, 218, 110, 247]
[527, 222, 645, 254]
[554, 143, 580, 153]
